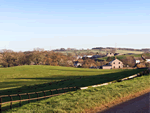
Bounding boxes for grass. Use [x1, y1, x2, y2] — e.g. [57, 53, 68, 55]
[4, 73, 150, 113]
[0, 65, 145, 94]
[0, 65, 146, 112]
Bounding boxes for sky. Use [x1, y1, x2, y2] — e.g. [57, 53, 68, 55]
[0, 0, 150, 51]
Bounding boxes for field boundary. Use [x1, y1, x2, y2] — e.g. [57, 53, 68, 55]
[0, 86, 79, 112]
[80, 69, 149, 90]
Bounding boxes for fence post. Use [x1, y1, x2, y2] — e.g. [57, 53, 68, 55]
[0, 97, 2, 113]
[27, 93, 30, 103]
[74, 87, 77, 91]
[43, 91, 46, 96]
[63, 88, 65, 93]
[50, 90, 53, 95]
[18, 94, 22, 106]
[56, 89, 59, 93]
[68, 87, 70, 91]
[35, 93, 39, 101]
[9, 95, 13, 109]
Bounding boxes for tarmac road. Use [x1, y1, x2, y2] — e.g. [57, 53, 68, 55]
[99, 92, 150, 113]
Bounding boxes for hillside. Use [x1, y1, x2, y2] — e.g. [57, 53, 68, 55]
[1, 66, 149, 113]
[0, 65, 144, 93]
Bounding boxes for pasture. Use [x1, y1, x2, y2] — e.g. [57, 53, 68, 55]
[0, 65, 146, 112]
[0, 65, 145, 94]
[2, 68, 149, 113]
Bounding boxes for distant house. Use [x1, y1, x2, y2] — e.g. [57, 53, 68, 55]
[92, 55, 102, 59]
[136, 60, 140, 64]
[134, 57, 143, 64]
[102, 59, 123, 69]
[82, 55, 93, 59]
[74, 61, 82, 67]
[134, 57, 144, 64]
[106, 53, 114, 57]
[146, 59, 150, 63]
[76, 55, 83, 60]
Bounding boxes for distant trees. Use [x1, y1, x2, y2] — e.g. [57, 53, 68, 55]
[106, 57, 114, 62]
[82, 59, 100, 68]
[121, 56, 136, 67]
[0, 49, 74, 68]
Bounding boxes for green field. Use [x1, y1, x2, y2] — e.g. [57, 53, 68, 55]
[4, 72, 150, 113]
[0, 65, 146, 112]
[0, 65, 145, 94]
[55, 49, 144, 55]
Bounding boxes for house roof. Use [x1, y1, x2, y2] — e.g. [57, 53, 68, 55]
[109, 59, 122, 64]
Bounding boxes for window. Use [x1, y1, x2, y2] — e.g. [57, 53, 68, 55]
[119, 62, 120, 64]
[119, 66, 120, 68]
[114, 66, 115, 68]
[113, 62, 115, 64]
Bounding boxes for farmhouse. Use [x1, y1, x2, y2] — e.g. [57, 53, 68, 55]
[135, 57, 143, 64]
[106, 53, 114, 57]
[102, 59, 123, 69]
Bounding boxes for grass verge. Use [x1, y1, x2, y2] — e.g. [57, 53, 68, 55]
[4, 74, 150, 113]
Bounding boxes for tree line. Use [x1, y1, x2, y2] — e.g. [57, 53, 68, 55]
[0, 49, 75, 67]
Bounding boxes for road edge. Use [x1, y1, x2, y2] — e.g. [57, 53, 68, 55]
[84, 88, 150, 113]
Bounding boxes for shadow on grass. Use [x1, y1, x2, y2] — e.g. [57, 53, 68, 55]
[0, 69, 145, 112]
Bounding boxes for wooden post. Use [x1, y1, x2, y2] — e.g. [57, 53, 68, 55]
[43, 91, 46, 96]
[50, 90, 53, 95]
[68, 87, 70, 91]
[0, 97, 2, 113]
[63, 88, 65, 93]
[35, 93, 39, 101]
[9, 95, 13, 109]
[56, 89, 59, 93]
[27, 93, 30, 103]
[18, 94, 22, 106]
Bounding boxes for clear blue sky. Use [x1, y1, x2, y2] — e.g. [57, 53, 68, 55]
[0, 0, 150, 51]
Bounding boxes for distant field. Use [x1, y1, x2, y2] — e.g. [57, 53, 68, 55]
[55, 49, 143, 55]
[116, 50, 143, 54]
[98, 54, 142, 61]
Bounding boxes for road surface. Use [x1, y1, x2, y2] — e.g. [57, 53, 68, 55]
[99, 92, 150, 113]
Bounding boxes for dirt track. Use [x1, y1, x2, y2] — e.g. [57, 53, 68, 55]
[99, 92, 150, 113]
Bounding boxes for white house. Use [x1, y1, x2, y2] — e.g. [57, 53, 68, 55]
[76, 55, 83, 59]
[135, 57, 143, 64]
[146, 59, 150, 63]
[136, 60, 140, 64]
